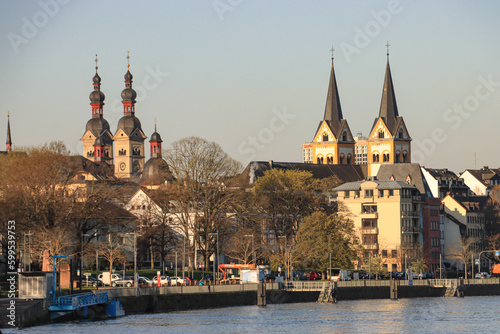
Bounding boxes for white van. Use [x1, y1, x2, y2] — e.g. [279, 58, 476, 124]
[98, 272, 122, 286]
[330, 268, 351, 282]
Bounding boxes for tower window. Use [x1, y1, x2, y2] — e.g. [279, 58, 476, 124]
[403, 152, 408, 163]
[378, 131, 384, 139]
[327, 156, 333, 164]
[395, 152, 400, 163]
[317, 157, 324, 164]
[323, 134, 329, 142]
[342, 132, 347, 141]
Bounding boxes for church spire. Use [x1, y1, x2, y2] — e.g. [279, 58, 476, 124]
[378, 42, 399, 131]
[323, 47, 343, 136]
[149, 121, 163, 159]
[6, 112, 12, 152]
[89, 54, 105, 118]
[121, 51, 137, 115]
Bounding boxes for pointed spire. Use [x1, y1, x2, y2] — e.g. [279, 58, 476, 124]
[378, 42, 399, 131]
[6, 112, 12, 152]
[150, 121, 163, 159]
[121, 51, 137, 114]
[323, 48, 343, 136]
[90, 54, 105, 117]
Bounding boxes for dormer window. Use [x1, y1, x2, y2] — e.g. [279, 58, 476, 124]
[323, 134, 329, 142]
[378, 131, 384, 139]
[342, 132, 347, 141]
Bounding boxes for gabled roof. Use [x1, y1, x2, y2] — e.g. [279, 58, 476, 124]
[376, 163, 431, 196]
[443, 194, 489, 212]
[463, 168, 500, 185]
[233, 161, 367, 187]
[424, 168, 459, 180]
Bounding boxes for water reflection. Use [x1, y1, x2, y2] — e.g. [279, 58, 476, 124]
[10, 296, 500, 334]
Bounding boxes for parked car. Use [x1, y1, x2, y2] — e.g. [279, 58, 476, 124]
[306, 272, 321, 280]
[152, 275, 171, 286]
[112, 276, 135, 287]
[475, 272, 491, 279]
[138, 276, 153, 286]
[170, 276, 188, 285]
[84, 276, 104, 287]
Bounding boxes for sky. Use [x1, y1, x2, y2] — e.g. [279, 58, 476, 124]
[1, 0, 500, 173]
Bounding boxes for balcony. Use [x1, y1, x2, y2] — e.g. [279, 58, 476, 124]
[363, 244, 379, 250]
[402, 242, 421, 249]
[402, 226, 422, 234]
[401, 211, 420, 219]
[361, 227, 379, 234]
[361, 212, 378, 219]
[412, 195, 424, 203]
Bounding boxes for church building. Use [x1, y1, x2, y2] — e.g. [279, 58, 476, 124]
[303, 47, 412, 177]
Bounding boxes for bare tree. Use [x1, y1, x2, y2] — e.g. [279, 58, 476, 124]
[99, 234, 127, 278]
[449, 236, 477, 278]
[165, 137, 243, 270]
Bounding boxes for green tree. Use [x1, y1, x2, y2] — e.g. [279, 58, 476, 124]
[294, 211, 360, 272]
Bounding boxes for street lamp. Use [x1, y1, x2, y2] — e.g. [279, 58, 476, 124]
[244, 235, 255, 264]
[80, 233, 90, 293]
[278, 236, 287, 280]
[209, 231, 219, 284]
[183, 235, 186, 279]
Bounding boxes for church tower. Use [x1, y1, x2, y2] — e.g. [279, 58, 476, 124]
[367, 45, 411, 176]
[113, 52, 147, 179]
[302, 52, 354, 164]
[80, 55, 114, 164]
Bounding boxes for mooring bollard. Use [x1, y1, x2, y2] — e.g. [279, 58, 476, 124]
[390, 279, 398, 299]
[257, 282, 266, 307]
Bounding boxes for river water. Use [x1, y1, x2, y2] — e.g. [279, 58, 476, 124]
[7, 296, 500, 334]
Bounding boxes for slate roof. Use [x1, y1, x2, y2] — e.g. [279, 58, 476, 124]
[232, 161, 367, 187]
[376, 163, 431, 196]
[333, 179, 417, 192]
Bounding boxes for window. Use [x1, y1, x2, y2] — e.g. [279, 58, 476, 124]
[339, 156, 344, 164]
[430, 209, 438, 216]
[327, 156, 333, 164]
[323, 134, 328, 141]
[317, 157, 323, 164]
[395, 152, 400, 163]
[388, 189, 394, 197]
[355, 191, 360, 198]
[344, 191, 350, 198]
[382, 250, 388, 258]
[378, 131, 384, 139]
[392, 264, 398, 271]
[403, 152, 408, 163]
[391, 250, 398, 258]
[365, 189, 373, 198]
[379, 189, 384, 197]
[431, 237, 440, 247]
[431, 221, 439, 231]
[362, 204, 377, 213]
[362, 219, 377, 228]
[342, 132, 347, 141]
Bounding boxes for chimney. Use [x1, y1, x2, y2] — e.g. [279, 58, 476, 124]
[269, 160, 273, 169]
[483, 166, 489, 171]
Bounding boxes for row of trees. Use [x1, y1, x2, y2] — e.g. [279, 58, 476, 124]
[0, 137, 363, 276]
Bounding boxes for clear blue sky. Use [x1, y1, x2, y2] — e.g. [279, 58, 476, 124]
[1, 0, 499, 173]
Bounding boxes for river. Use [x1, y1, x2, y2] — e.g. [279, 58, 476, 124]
[7, 296, 500, 334]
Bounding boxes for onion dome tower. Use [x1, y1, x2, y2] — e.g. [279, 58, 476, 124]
[140, 123, 174, 187]
[6, 112, 12, 152]
[80, 55, 114, 165]
[113, 52, 146, 179]
[367, 43, 411, 176]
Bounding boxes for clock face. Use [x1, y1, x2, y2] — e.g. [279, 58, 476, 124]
[119, 162, 126, 171]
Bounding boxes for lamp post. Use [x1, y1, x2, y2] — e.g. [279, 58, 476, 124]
[80, 233, 90, 293]
[209, 231, 219, 284]
[278, 236, 287, 280]
[244, 235, 255, 264]
[183, 235, 186, 279]
[175, 251, 178, 277]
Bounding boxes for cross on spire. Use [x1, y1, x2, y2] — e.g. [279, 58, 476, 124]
[386, 41, 390, 58]
[95, 54, 98, 72]
[330, 46, 335, 60]
[126, 51, 130, 69]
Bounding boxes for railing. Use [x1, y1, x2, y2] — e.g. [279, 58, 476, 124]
[47, 291, 108, 311]
[402, 226, 422, 233]
[361, 227, 379, 234]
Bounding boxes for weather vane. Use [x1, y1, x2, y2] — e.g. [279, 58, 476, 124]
[95, 54, 98, 72]
[127, 51, 130, 69]
[386, 41, 390, 57]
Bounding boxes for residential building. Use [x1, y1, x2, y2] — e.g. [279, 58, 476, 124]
[459, 167, 500, 196]
[333, 177, 423, 272]
[421, 167, 469, 199]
